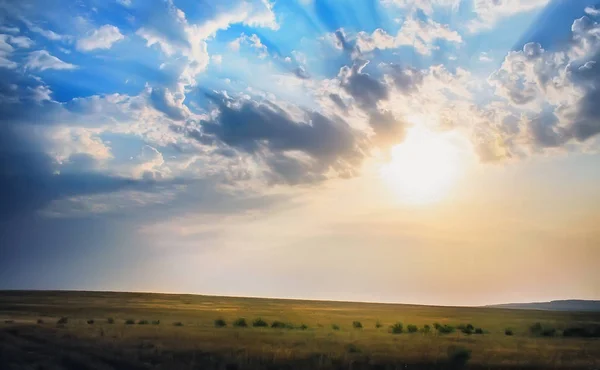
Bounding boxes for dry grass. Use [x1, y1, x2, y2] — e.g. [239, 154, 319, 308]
[0, 290, 599, 369]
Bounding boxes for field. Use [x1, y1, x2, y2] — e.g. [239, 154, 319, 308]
[0, 291, 599, 369]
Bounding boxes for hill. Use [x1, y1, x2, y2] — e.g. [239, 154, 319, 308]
[487, 300, 600, 312]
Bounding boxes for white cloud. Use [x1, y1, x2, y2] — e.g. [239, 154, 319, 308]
[381, 0, 460, 16]
[479, 52, 493, 62]
[0, 26, 19, 34]
[585, 7, 600, 17]
[211, 54, 223, 64]
[356, 18, 462, 55]
[21, 18, 71, 42]
[77, 25, 124, 51]
[468, 0, 551, 33]
[9, 35, 34, 48]
[0, 56, 17, 69]
[117, 0, 132, 6]
[25, 50, 77, 71]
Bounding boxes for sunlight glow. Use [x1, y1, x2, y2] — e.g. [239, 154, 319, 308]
[380, 126, 464, 204]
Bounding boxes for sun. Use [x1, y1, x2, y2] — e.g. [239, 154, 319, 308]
[379, 126, 464, 204]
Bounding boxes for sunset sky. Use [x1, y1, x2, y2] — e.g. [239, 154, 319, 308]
[1, 0, 599, 306]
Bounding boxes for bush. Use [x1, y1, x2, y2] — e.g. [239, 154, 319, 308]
[271, 320, 286, 329]
[299, 324, 309, 330]
[390, 322, 403, 334]
[505, 328, 514, 336]
[541, 328, 556, 337]
[460, 326, 473, 335]
[474, 328, 484, 334]
[433, 322, 442, 330]
[332, 324, 340, 330]
[352, 321, 363, 329]
[152, 320, 160, 325]
[57, 317, 68, 325]
[125, 319, 135, 325]
[214, 318, 227, 328]
[107, 317, 115, 324]
[252, 318, 268, 327]
[375, 321, 383, 328]
[37, 319, 44, 324]
[447, 346, 471, 368]
[563, 326, 600, 338]
[233, 318, 248, 327]
[173, 322, 184, 327]
[346, 343, 361, 353]
[530, 322, 555, 337]
[437, 324, 455, 334]
[529, 322, 543, 335]
[407, 324, 418, 333]
[87, 319, 95, 325]
[422, 324, 431, 334]
[138, 320, 149, 325]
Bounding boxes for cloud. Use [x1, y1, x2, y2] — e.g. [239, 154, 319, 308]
[8, 35, 34, 48]
[486, 16, 600, 152]
[381, 0, 460, 16]
[585, 7, 600, 17]
[0, 26, 19, 34]
[21, 17, 71, 42]
[468, 0, 551, 33]
[77, 25, 124, 51]
[25, 50, 76, 71]
[185, 94, 364, 184]
[356, 18, 462, 55]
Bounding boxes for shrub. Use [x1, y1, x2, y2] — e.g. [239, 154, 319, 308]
[460, 326, 473, 335]
[530, 322, 555, 337]
[346, 343, 361, 353]
[138, 320, 149, 325]
[37, 319, 44, 324]
[285, 323, 295, 330]
[332, 324, 340, 330]
[125, 319, 135, 325]
[390, 322, 403, 334]
[505, 328, 514, 336]
[422, 324, 431, 334]
[214, 318, 227, 328]
[375, 321, 383, 328]
[541, 328, 556, 337]
[271, 320, 286, 329]
[252, 318, 268, 327]
[173, 322, 184, 327]
[437, 324, 455, 334]
[563, 326, 600, 338]
[299, 324, 309, 330]
[474, 328, 484, 334]
[352, 321, 363, 329]
[57, 317, 68, 325]
[447, 346, 471, 368]
[433, 322, 442, 330]
[107, 317, 115, 324]
[407, 324, 418, 333]
[233, 318, 248, 327]
[152, 320, 160, 325]
[529, 322, 543, 335]
[87, 319, 95, 325]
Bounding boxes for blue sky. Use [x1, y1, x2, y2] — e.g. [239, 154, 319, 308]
[1, 0, 599, 305]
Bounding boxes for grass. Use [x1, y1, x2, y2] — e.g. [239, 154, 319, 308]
[0, 290, 599, 369]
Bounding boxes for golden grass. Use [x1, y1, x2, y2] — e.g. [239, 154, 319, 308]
[1, 290, 599, 369]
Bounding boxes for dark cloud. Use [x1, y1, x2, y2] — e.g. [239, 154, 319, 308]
[0, 123, 147, 220]
[339, 60, 388, 110]
[293, 66, 310, 79]
[368, 110, 406, 147]
[184, 94, 364, 183]
[385, 64, 424, 93]
[150, 87, 188, 120]
[329, 93, 347, 111]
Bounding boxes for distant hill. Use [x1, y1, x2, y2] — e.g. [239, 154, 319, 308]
[487, 300, 600, 312]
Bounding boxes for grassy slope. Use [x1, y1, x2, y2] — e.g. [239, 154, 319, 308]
[1, 290, 599, 369]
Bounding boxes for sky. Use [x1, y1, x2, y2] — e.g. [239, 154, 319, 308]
[0, 0, 599, 306]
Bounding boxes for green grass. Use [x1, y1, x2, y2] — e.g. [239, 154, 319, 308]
[0, 290, 599, 369]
